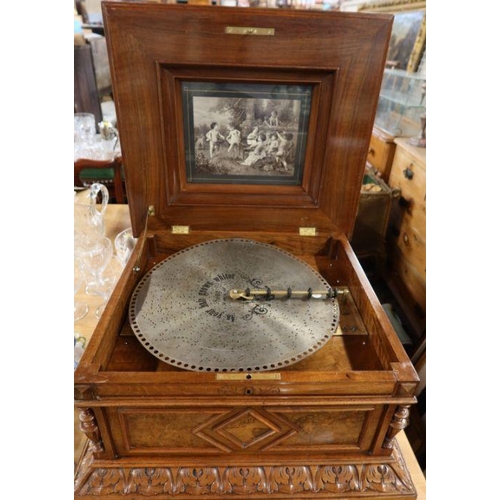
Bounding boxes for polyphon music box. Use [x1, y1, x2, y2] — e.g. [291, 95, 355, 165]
[74, 3, 419, 498]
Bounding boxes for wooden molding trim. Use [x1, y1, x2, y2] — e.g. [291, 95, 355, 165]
[75, 441, 416, 498]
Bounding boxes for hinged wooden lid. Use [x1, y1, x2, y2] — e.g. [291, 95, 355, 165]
[102, 2, 392, 237]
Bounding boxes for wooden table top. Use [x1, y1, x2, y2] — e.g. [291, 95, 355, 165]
[74, 202, 425, 499]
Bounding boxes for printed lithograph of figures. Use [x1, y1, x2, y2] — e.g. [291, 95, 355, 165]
[182, 82, 312, 185]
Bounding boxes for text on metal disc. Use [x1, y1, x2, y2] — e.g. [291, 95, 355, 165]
[129, 239, 340, 372]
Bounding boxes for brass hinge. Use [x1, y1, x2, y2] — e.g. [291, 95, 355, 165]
[299, 227, 317, 236]
[171, 225, 190, 234]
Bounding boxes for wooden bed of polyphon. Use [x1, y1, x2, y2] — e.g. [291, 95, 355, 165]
[74, 3, 420, 498]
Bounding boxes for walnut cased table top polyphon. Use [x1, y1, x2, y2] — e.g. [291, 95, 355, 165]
[74, 3, 420, 498]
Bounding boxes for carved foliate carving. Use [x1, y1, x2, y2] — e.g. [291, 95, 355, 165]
[85, 468, 125, 496]
[316, 465, 358, 493]
[129, 468, 175, 495]
[177, 468, 221, 495]
[75, 443, 415, 497]
[223, 467, 267, 495]
[268, 466, 313, 494]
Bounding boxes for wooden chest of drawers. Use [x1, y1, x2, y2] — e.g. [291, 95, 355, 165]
[366, 126, 396, 182]
[386, 138, 426, 340]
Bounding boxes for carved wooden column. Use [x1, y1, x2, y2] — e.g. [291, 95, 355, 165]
[383, 405, 410, 450]
[79, 408, 104, 454]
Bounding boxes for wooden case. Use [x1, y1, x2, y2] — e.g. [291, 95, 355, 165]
[74, 3, 419, 498]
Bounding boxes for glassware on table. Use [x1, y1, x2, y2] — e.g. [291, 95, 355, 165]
[74, 113, 96, 142]
[114, 227, 137, 267]
[74, 332, 86, 369]
[77, 135, 118, 161]
[74, 258, 89, 322]
[97, 135, 118, 160]
[75, 114, 121, 161]
[74, 183, 109, 238]
[94, 256, 124, 319]
[98, 120, 118, 140]
[74, 113, 97, 159]
[75, 235, 114, 299]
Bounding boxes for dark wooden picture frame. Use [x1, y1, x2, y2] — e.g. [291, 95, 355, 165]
[159, 64, 333, 210]
[182, 81, 312, 186]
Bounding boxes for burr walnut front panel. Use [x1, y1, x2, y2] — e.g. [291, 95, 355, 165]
[107, 404, 385, 457]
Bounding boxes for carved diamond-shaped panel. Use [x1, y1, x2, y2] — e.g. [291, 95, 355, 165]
[216, 409, 279, 449]
[194, 408, 299, 452]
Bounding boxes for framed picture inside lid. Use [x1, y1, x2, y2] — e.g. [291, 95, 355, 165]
[182, 81, 312, 186]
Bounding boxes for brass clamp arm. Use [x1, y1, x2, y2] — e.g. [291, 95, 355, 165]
[229, 287, 347, 301]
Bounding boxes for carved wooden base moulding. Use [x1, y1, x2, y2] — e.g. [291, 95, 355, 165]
[75, 441, 416, 499]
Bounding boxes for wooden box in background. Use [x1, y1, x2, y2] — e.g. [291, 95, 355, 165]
[74, 4, 419, 498]
[351, 166, 399, 273]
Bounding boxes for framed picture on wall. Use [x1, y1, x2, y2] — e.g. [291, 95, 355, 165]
[359, 0, 426, 72]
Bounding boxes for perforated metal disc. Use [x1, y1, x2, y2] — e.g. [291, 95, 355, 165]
[129, 239, 339, 372]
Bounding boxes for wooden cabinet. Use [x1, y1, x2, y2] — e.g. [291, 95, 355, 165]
[386, 138, 426, 341]
[366, 126, 396, 182]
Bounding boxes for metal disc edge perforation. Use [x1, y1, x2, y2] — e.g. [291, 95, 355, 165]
[129, 238, 340, 372]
